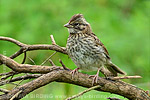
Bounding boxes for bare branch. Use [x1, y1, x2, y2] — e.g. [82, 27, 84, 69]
[0, 36, 67, 61]
[0, 74, 41, 86]
[0, 88, 10, 94]
[0, 54, 62, 73]
[50, 35, 56, 45]
[49, 59, 55, 66]
[59, 59, 70, 70]
[10, 90, 22, 100]
[0, 36, 149, 100]
[0, 54, 149, 100]
[0, 71, 19, 80]
[27, 57, 36, 65]
[13, 79, 24, 89]
[107, 97, 123, 100]
[9, 47, 26, 59]
[40, 51, 57, 66]
[65, 85, 101, 100]
[21, 52, 27, 64]
[110, 75, 142, 80]
[0, 36, 26, 47]
[0, 71, 16, 76]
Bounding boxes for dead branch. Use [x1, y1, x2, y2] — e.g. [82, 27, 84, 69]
[0, 54, 61, 73]
[0, 36, 67, 61]
[10, 90, 22, 100]
[0, 71, 15, 76]
[107, 97, 123, 100]
[110, 75, 142, 80]
[50, 35, 56, 45]
[0, 54, 149, 100]
[59, 59, 70, 70]
[0, 36, 26, 47]
[0, 74, 42, 86]
[21, 52, 27, 64]
[49, 59, 55, 66]
[65, 85, 101, 100]
[0, 36, 149, 100]
[40, 51, 57, 66]
[0, 88, 10, 94]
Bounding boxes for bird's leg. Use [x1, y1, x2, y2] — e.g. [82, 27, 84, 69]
[70, 67, 80, 78]
[89, 67, 101, 85]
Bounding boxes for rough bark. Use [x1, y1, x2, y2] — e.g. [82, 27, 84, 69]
[0, 54, 149, 100]
[0, 36, 149, 100]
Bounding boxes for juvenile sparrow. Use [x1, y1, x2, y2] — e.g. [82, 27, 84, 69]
[64, 14, 126, 85]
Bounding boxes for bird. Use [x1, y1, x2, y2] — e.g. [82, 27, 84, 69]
[64, 14, 126, 85]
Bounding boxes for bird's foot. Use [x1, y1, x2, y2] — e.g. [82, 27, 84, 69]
[70, 68, 80, 78]
[89, 74, 99, 86]
[89, 67, 101, 85]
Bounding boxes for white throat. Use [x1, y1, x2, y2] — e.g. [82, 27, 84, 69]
[68, 28, 82, 34]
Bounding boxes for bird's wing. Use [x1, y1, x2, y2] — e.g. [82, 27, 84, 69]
[90, 33, 110, 59]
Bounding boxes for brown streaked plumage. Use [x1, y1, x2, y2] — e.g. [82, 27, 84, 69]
[64, 14, 126, 85]
[69, 14, 83, 23]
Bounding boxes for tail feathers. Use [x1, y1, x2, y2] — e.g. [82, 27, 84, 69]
[107, 63, 126, 76]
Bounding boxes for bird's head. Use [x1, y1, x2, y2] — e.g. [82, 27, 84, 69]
[64, 14, 92, 34]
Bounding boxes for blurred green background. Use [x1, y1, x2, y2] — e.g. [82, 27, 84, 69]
[0, 0, 149, 100]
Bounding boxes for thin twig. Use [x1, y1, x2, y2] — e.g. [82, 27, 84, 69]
[0, 36, 67, 63]
[1, 71, 19, 80]
[0, 54, 149, 100]
[10, 47, 25, 59]
[0, 36, 149, 100]
[40, 51, 57, 66]
[59, 59, 70, 70]
[0, 71, 15, 76]
[50, 35, 56, 45]
[0, 88, 10, 94]
[49, 59, 55, 66]
[21, 52, 27, 64]
[0, 36, 26, 47]
[8, 74, 15, 83]
[9, 82, 20, 86]
[65, 85, 101, 100]
[10, 90, 22, 100]
[109, 75, 142, 80]
[0, 74, 42, 86]
[107, 97, 123, 100]
[13, 79, 24, 89]
[1, 74, 12, 80]
[27, 57, 36, 65]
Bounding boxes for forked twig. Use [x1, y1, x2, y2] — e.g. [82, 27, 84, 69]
[0, 36, 149, 100]
[0, 36, 67, 63]
[0, 74, 41, 86]
[0, 71, 19, 80]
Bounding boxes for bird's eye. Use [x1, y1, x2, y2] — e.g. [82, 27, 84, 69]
[74, 23, 79, 26]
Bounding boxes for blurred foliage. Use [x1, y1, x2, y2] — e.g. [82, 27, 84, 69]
[0, 0, 149, 100]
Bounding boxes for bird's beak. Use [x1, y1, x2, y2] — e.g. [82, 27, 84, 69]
[64, 23, 72, 28]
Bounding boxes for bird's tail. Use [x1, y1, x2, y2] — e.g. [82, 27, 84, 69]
[106, 63, 126, 76]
